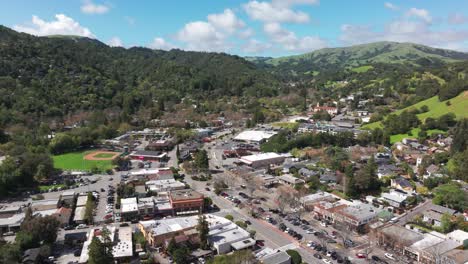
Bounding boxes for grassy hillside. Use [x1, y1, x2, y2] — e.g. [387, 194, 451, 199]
[363, 91, 468, 129]
[264, 42, 468, 68]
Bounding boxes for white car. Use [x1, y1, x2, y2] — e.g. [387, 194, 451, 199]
[323, 259, 332, 264]
[284, 228, 290, 233]
[320, 222, 328, 227]
[385, 253, 396, 260]
[76, 224, 88, 229]
[306, 230, 314, 234]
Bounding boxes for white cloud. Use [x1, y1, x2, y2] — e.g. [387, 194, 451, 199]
[264, 22, 327, 52]
[384, 2, 399, 11]
[207, 9, 245, 34]
[176, 21, 226, 51]
[107, 37, 123, 47]
[271, 0, 319, 7]
[448, 13, 468, 25]
[406, 8, 432, 23]
[243, 1, 311, 23]
[339, 20, 468, 51]
[239, 28, 255, 39]
[242, 39, 272, 53]
[80, 0, 109, 15]
[148, 37, 176, 50]
[14, 14, 95, 38]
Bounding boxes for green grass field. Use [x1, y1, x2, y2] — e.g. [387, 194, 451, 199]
[351, 65, 373, 73]
[389, 128, 446, 144]
[363, 91, 468, 130]
[53, 150, 114, 172]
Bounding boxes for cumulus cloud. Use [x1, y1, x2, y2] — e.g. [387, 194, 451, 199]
[148, 37, 176, 50]
[242, 39, 272, 53]
[176, 21, 226, 51]
[239, 28, 255, 39]
[107, 37, 123, 47]
[243, 1, 311, 23]
[14, 14, 95, 38]
[448, 13, 468, 25]
[81, 0, 109, 14]
[207, 9, 245, 34]
[264, 22, 327, 52]
[406, 8, 432, 23]
[384, 2, 399, 11]
[339, 20, 468, 51]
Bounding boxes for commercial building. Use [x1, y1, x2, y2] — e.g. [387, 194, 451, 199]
[31, 199, 59, 212]
[120, 197, 139, 221]
[234, 130, 277, 143]
[300, 191, 336, 210]
[262, 251, 292, 264]
[146, 178, 186, 193]
[129, 150, 168, 161]
[138, 214, 253, 254]
[169, 190, 204, 216]
[60, 191, 76, 206]
[79, 226, 133, 263]
[0, 213, 24, 233]
[239, 152, 286, 168]
[73, 206, 86, 224]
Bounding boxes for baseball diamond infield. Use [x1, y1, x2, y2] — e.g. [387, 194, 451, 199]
[83, 151, 120, 161]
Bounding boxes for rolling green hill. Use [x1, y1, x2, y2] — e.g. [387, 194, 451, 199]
[363, 91, 468, 130]
[265, 41, 468, 67]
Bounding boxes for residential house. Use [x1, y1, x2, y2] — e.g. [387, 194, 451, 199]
[391, 177, 414, 192]
[422, 204, 457, 227]
[380, 190, 411, 208]
[278, 174, 305, 186]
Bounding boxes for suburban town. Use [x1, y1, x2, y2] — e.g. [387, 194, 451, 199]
[1, 1, 468, 264]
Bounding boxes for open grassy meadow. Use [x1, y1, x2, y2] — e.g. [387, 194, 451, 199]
[53, 150, 114, 172]
[362, 91, 468, 130]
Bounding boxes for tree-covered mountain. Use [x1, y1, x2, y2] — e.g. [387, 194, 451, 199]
[253, 41, 468, 76]
[0, 25, 279, 127]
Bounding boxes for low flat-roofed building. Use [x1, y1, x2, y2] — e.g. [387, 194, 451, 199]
[146, 178, 186, 193]
[373, 225, 424, 253]
[0, 213, 24, 233]
[278, 174, 305, 186]
[120, 197, 138, 221]
[300, 191, 335, 209]
[73, 206, 86, 224]
[31, 199, 59, 212]
[0, 206, 22, 218]
[446, 230, 468, 245]
[239, 152, 285, 168]
[139, 214, 250, 254]
[334, 201, 382, 231]
[138, 197, 155, 216]
[76, 195, 89, 208]
[112, 226, 133, 260]
[234, 130, 277, 143]
[129, 150, 168, 161]
[169, 190, 204, 216]
[440, 248, 468, 264]
[262, 251, 292, 264]
[60, 191, 76, 206]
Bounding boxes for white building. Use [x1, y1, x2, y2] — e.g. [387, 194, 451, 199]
[239, 152, 286, 168]
[234, 130, 277, 143]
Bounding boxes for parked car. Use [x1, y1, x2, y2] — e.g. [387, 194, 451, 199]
[314, 253, 322, 259]
[384, 253, 395, 260]
[372, 256, 381, 262]
[76, 224, 88, 229]
[323, 259, 332, 264]
[356, 253, 366, 259]
[64, 225, 74, 230]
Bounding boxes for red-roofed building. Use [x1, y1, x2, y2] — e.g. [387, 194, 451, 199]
[312, 103, 338, 116]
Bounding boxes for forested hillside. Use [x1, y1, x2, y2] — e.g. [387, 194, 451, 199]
[0, 26, 279, 127]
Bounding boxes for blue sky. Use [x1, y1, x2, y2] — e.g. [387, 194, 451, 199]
[3, 0, 468, 56]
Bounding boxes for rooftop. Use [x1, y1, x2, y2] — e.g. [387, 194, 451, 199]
[121, 198, 138, 213]
[234, 130, 277, 142]
[0, 213, 25, 227]
[240, 152, 283, 163]
[170, 189, 204, 201]
[112, 226, 133, 258]
[262, 251, 291, 264]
